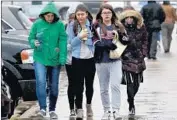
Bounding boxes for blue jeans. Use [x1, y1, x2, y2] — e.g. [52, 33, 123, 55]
[34, 62, 60, 111]
[148, 31, 159, 58]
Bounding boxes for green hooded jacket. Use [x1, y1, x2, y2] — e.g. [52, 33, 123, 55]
[28, 2, 67, 66]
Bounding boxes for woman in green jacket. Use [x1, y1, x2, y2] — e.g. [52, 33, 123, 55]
[28, 2, 67, 119]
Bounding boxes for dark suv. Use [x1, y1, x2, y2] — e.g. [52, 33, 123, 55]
[2, 5, 36, 118]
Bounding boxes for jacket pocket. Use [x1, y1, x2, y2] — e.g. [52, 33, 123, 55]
[48, 47, 60, 61]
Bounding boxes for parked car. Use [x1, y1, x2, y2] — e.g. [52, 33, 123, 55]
[2, 4, 32, 31]
[2, 5, 36, 118]
[12, 1, 48, 22]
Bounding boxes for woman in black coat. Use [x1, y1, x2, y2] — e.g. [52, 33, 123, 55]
[119, 8, 148, 115]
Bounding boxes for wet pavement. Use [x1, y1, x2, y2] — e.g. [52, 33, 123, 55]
[28, 25, 177, 120]
[49, 25, 177, 120]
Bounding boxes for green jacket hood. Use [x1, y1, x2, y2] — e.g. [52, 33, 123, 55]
[39, 2, 59, 22]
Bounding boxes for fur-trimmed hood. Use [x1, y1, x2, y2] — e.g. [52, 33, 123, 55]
[119, 10, 144, 28]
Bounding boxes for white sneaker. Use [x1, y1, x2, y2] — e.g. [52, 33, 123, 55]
[86, 104, 93, 117]
[49, 111, 58, 119]
[113, 110, 119, 119]
[36, 109, 46, 117]
[101, 111, 111, 120]
[76, 109, 84, 118]
[70, 109, 76, 118]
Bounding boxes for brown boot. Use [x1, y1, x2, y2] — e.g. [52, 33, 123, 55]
[86, 104, 93, 117]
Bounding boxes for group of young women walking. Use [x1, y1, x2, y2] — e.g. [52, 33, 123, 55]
[28, 2, 148, 119]
[65, 3, 148, 120]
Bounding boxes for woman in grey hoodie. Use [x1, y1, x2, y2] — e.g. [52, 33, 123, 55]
[92, 4, 129, 119]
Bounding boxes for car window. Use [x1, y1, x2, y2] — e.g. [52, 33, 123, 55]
[1, 19, 14, 31]
[1, 24, 5, 33]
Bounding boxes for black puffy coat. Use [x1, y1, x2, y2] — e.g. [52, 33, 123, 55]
[119, 10, 148, 73]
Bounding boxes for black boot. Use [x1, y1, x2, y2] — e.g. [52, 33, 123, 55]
[128, 99, 135, 115]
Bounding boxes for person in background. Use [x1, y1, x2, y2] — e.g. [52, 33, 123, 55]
[119, 6, 148, 115]
[93, 4, 129, 119]
[161, 1, 177, 53]
[141, 1, 165, 60]
[28, 2, 67, 119]
[66, 4, 96, 119]
[65, 10, 76, 117]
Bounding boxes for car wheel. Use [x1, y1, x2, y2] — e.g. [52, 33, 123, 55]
[1, 76, 12, 119]
[2, 66, 22, 118]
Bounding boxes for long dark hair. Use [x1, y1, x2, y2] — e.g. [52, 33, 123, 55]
[96, 4, 119, 35]
[73, 4, 93, 35]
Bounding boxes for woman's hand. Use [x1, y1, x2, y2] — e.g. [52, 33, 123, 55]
[78, 30, 88, 40]
[108, 43, 117, 50]
[34, 40, 40, 47]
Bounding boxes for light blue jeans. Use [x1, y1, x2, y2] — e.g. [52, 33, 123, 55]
[96, 60, 122, 112]
[34, 62, 60, 111]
